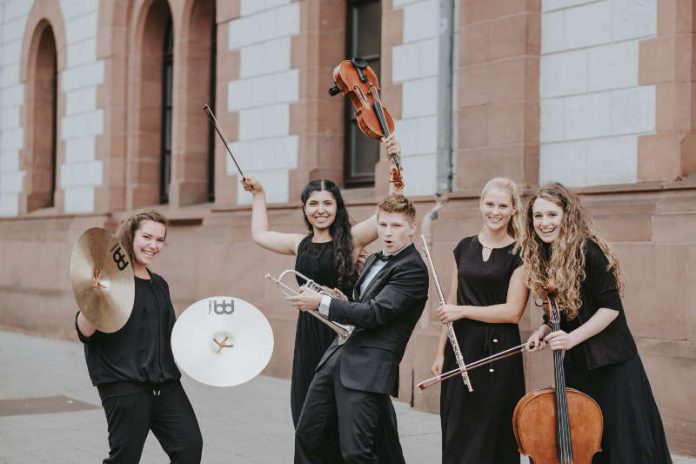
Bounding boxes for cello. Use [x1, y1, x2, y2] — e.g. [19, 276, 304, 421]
[512, 291, 603, 464]
[328, 58, 404, 189]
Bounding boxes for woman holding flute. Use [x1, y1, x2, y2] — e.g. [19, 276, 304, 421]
[430, 177, 529, 464]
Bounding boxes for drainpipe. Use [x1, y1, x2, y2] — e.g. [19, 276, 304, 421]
[436, 0, 456, 192]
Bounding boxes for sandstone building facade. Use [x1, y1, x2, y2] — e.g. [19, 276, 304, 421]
[0, 0, 694, 455]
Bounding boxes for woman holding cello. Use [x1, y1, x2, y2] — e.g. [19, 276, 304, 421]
[523, 182, 672, 463]
[430, 177, 529, 464]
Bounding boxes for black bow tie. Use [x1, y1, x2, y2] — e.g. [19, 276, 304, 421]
[376, 251, 392, 262]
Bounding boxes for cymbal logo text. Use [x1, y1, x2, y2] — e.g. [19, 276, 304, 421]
[209, 299, 235, 315]
[110, 244, 129, 271]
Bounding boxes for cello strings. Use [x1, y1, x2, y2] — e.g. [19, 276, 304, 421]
[550, 295, 573, 463]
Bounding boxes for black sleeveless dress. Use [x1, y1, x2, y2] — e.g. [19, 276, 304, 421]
[292, 237, 350, 425]
[440, 236, 525, 464]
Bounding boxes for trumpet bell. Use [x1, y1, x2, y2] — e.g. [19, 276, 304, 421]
[70, 227, 135, 333]
[171, 296, 274, 387]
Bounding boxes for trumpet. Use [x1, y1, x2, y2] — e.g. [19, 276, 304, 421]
[265, 270, 354, 344]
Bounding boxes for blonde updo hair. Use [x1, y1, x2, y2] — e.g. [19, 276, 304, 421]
[480, 177, 524, 240]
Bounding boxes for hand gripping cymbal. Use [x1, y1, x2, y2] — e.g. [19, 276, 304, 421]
[171, 297, 274, 387]
[70, 228, 135, 333]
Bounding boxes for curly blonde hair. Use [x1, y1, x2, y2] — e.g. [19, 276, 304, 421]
[480, 177, 524, 241]
[520, 183, 623, 319]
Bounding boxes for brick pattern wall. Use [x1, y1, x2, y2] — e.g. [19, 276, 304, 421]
[392, 0, 439, 196]
[58, 0, 103, 213]
[0, 0, 104, 217]
[227, 0, 300, 204]
[539, 0, 657, 186]
[0, 0, 32, 216]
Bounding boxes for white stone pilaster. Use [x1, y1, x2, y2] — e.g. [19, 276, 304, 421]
[539, 0, 656, 186]
[227, 2, 300, 204]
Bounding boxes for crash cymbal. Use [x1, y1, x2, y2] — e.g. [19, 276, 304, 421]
[70, 228, 134, 333]
[171, 296, 274, 387]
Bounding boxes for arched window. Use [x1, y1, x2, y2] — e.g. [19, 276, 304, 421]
[28, 24, 58, 211]
[344, 0, 381, 188]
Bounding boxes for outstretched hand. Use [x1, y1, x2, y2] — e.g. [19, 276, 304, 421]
[382, 134, 401, 162]
[241, 176, 263, 194]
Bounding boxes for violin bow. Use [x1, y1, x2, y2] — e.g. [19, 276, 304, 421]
[203, 104, 246, 179]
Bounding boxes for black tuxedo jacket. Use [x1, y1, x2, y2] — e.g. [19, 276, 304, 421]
[318, 243, 429, 396]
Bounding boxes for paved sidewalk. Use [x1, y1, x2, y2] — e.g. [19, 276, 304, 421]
[0, 330, 693, 463]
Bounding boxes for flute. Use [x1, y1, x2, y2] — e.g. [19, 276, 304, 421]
[420, 235, 473, 392]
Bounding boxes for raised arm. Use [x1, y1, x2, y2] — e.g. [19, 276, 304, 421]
[241, 177, 305, 255]
[420, 194, 448, 247]
[351, 135, 404, 249]
[435, 266, 529, 324]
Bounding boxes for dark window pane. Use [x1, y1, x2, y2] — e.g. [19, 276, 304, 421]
[161, 18, 173, 204]
[355, 2, 380, 57]
[350, 122, 379, 176]
[344, 0, 381, 188]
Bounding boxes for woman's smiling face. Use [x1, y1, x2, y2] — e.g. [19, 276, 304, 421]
[303, 190, 337, 231]
[132, 220, 166, 268]
[532, 197, 564, 243]
[479, 187, 514, 233]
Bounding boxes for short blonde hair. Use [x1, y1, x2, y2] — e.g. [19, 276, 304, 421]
[377, 194, 416, 221]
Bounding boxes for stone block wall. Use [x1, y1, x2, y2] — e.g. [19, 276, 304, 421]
[539, 0, 657, 186]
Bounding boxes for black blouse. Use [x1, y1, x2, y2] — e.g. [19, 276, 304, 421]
[76, 271, 181, 390]
[552, 240, 637, 370]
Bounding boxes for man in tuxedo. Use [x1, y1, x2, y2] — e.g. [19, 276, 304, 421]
[287, 194, 429, 464]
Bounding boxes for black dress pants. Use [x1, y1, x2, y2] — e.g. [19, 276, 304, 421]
[101, 380, 202, 464]
[295, 349, 401, 464]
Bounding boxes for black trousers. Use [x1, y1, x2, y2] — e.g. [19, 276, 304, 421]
[295, 348, 403, 464]
[100, 380, 202, 464]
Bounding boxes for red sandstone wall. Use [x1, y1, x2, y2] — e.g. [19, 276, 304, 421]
[1, 181, 694, 454]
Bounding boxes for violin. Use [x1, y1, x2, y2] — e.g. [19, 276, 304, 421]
[329, 58, 404, 189]
[512, 291, 603, 464]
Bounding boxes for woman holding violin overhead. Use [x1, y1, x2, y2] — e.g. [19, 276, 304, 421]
[241, 136, 403, 461]
[430, 177, 529, 464]
[523, 183, 671, 463]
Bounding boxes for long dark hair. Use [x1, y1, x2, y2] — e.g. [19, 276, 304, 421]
[300, 180, 356, 291]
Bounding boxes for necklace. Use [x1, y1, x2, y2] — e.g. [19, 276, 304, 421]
[478, 233, 513, 250]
